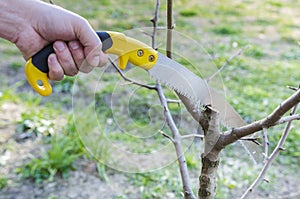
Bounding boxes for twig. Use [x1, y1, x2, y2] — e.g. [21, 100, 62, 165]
[207, 45, 249, 82]
[181, 134, 263, 143]
[181, 134, 204, 139]
[159, 130, 175, 143]
[150, 0, 160, 49]
[287, 85, 298, 91]
[244, 138, 262, 146]
[276, 114, 300, 124]
[262, 128, 269, 163]
[166, 98, 181, 105]
[109, 58, 157, 90]
[240, 102, 299, 198]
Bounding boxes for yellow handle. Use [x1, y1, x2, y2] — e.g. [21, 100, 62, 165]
[25, 58, 52, 96]
[105, 31, 157, 70]
[25, 31, 158, 96]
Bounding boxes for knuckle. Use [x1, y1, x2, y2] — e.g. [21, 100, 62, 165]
[64, 65, 78, 76]
[98, 53, 108, 67]
[50, 69, 64, 81]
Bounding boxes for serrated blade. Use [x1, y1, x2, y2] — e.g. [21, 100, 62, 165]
[149, 52, 245, 128]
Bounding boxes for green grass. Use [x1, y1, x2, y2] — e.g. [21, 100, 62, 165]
[128, 168, 182, 199]
[0, 177, 7, 190]
[179, 8, 199, 17]
[16, 121, 84, 183]
[211, 24, 242, 35]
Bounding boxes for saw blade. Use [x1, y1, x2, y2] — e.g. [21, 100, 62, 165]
[149, 52, 245, 128]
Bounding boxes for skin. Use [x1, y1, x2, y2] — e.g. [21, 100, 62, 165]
[0, 0, 108, 81]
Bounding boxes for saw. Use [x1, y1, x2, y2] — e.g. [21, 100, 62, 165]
[25, 31, 245, 128]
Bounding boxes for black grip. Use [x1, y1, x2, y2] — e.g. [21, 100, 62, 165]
[97, 31, 113, 51]
[32, 44, 54, 73]
[31, 31, 112, 73]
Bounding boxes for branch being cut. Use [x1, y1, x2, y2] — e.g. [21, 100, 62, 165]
[198, 107, 221, 199]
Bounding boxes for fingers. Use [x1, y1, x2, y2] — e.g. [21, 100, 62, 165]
[53, 41, 78, 76]
[74, 19, 108, 68]
[49, 39, 107, 80]
[48, 53, 64, 81]
[68, 40, 84, 67]
[79, 49, 108, 73]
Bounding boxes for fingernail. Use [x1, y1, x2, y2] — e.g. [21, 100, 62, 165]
[69, 41, 79, 50]
[54, 41, 65, 52]
[48, 54, 57, 64]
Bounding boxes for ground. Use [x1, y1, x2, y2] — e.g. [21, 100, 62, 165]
[1, 0, 300, 199]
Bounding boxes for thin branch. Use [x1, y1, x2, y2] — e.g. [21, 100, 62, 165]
[159, 1, 195, 198]
[276, 114, 300, 124]
[109, 58, 157, 90]
[150, 0, 160, 49]
[207, 45, 249, 82]
[287, 85, 298, 91]
[156, 82, 195, 199]
[159, 130, 175, 143]
[166, 98, 181, 105]
[182, 134, 204, 139]
[262, 128, 269, 163]
[166, 0, 173, 58]
[240, 102, 299, 199]
[181, 134, 262, 146]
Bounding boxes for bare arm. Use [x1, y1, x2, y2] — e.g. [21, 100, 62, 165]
[0, 0, 107, 80]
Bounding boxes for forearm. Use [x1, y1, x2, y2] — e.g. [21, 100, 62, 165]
[0, 0, 37, 42]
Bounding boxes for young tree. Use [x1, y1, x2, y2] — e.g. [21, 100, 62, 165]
[112, 1, 300, 198]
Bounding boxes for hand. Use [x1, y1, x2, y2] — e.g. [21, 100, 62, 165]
[0, 0, 107, 80]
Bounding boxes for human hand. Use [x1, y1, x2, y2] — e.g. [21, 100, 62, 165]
[0, 0, 107, 81]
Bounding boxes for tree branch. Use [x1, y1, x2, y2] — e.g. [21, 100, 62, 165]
[150, 0, 160, 49]
[156, 83, 195, 199]
[206, 45, 249, 82]
[157, 1, 196, 198]
[240, 102, 299, 198]
[159, 130, 175, 143]
[109, 58, 157, 90]
[166, 0, 173, 58]
[219, 88, 300, 148]
[262, 128, 269, 163]
[198, 107, 221, 199]
[276, 114, 300, 125]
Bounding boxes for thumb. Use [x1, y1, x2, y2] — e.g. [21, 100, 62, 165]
[74, 19, 102, 67]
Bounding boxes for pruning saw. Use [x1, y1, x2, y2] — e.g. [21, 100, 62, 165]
[25, 31, 246, 128]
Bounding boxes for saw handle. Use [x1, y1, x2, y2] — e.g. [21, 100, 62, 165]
[25, 31, 157, 96]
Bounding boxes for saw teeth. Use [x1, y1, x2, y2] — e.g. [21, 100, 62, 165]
[151, 75, 202, 106]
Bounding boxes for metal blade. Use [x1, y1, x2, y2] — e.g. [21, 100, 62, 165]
[149, 52, 245, 128]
